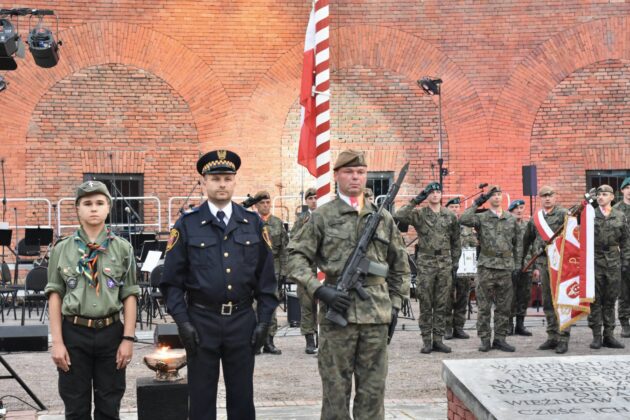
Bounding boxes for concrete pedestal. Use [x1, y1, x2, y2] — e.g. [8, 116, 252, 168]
[136, 376, 188, 420]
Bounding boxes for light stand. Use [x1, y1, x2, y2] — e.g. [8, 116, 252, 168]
[418, 77, 447, 194]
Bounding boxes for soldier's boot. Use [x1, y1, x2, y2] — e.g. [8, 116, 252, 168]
[478, 339, 491, 352]
[305, 334, 317, 355]
[452, 328, 470, 339]
[555, 341, 569, 354]
[538, 338, 558, 350]
[590, 334, 602, 350]
[444, 328, 453, 340]
[620, 320, 630, 338]
[507, 318, 514, 336]
[514, 316, 532, 336]
[602, 336, 625, 349]
[432, 337, 452, 353]
[420, 337, 433, 354]
[263, 336, 282, 355]
[492, 338, 516, 352]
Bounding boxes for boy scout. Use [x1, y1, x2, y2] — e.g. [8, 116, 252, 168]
[160, 150, 278, 420]
[287, 149, 410, 420]
[395, 182, 460, 354]
[45, 181, 139, 420]
[614, 177, 630, 337]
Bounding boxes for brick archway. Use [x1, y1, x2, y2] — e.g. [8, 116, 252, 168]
[0, 21, 233, 189]
[490, 16, 630, 194]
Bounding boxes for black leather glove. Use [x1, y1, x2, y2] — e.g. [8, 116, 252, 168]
[411, 190, 429, 205]
[387, 308, 399, 344]
[315, 286, 352, 312]
[177, 321, 200, 358]
[474, 187, 498, 206]
[251, 322, 269, 355]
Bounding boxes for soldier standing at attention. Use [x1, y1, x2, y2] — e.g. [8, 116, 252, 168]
[45, 181, 139, 420]
[395, 182, 460, 354]
[460, 185, 520, 352]
[444, 197, 472, 340]
[290, 187, 318, 354]
[160, 150, 278, 420]
[507, 199, 533, 337]
[614, 177, 630, 337]
[588, 184, 629, 350]
[287, 149, 410, 420]
[522, 186, 570, 353]
[254, 190, 288, 355]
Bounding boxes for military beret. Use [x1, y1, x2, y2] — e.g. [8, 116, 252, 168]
[597, 184, 613, 194]
[304, 188, 317, 199]
[445, 197, 461, 207]
[254, 190, 271, 200]
[487, 185, 502, 194]
[424, 182, 441, 193]
[196, 150, 241, 175]
[76, 180, 112, 204]
[538, 185, 555, 197]
[620, 177, 630, 190]
[508, 199, 525, 212]
[333, 149, 367, 170]
[363, 188, 374, 198]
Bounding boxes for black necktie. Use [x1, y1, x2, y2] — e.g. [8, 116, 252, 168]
[216, 210, 226, 228]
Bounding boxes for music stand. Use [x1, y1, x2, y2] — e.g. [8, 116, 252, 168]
[139, 240, 167, 261]
[0, 229, 11, 248]
[24, 228, 53, 247]
[130, 233, 157, 256]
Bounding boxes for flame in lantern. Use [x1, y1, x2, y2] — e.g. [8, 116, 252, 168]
[157, 346, 171, 356]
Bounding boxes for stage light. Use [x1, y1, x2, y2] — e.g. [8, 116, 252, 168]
[417, 77, 442, 96]
[0, 18, 18, 70]
[28, 11, 60, 68]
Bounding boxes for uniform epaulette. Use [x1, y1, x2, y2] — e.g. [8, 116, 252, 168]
[54, 235, 71, 245]
[242, 207, 260, 218]
[182, 207, 200, 217]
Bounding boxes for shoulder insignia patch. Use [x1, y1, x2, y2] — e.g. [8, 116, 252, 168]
[166, 228, 180, 253]
[262, 226, 273, 250]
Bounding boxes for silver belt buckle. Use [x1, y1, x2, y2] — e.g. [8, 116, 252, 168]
[95, 319, 104, 329]
[221, 303, 233, 316]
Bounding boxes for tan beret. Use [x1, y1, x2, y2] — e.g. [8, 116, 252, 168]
[538, 185, 555, 197]
[597, 184, 613, 194]
[254, 190, 271, 200]
[76, 181, 112, 204]
[304, 188, 317, 199]
[333, 149, 367, 170]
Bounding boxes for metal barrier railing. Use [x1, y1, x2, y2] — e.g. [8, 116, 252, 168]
[167, 196, 251, 228]
[2, 198, 53, 228]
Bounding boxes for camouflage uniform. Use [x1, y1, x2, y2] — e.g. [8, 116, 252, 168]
[512, 220, 533, 319]
[394, 204, 460, 343]
[588, 206, 630, 337]
[290, 211, 317, 336]
[460, 206, 521, 342]
[261, 214, 288, 337]
[522, 206, 570, 342]
[287, 198, 410, 420]
[613, 201, 630, 327]
[447, 225, 476, 332]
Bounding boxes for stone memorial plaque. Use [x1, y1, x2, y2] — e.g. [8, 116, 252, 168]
[443, 355, 630, 419]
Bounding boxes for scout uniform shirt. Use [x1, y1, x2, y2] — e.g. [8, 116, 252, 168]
[45, 228, 139, 318]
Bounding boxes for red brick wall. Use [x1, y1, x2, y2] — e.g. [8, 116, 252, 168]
[447, 388, 477, 420]
[0, 1, 628, 234]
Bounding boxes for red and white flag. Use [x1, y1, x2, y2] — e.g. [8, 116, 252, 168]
[298, 0, 331, 206]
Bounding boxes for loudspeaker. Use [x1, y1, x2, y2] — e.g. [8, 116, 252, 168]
[154, 324, 183, 349]
[287, 292, 301, 327]
[522, 165, 537, 197]
[137, 377, 188, 420]
[0, 325, 48, 352]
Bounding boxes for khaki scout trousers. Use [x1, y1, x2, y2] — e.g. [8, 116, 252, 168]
[297, 283, 316, 335]
[318, 323, 388, 420]
[476, 267, 512, 341]
[538, 261, 571, 342]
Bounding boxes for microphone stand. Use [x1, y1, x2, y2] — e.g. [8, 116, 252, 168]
[12, 208, 19, 284]
[179, 180, 200, 214]
[1, 159, 7, 270]
[108, 154, 119, 233]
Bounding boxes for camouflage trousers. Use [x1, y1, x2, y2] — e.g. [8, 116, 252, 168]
[318, 323, 388, 420]
[618, 267, 630, 322]
[511, 271, 531, 318]
[476, 267, 512, 341]
[297, 283, 317, 335]
[539, 262, 571, 342]
[446, 276, 472, 331]
[588, 264, 621, 336]
[417, 263, 452, 339]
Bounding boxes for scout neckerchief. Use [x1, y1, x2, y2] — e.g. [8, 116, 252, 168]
[76, 228, 114, 296]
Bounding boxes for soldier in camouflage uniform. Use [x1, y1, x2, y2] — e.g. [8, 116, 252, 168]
[395, 182, 460, 354]
[614, 177, 630, 337]
[287, 150, 410, 420]
[588, 184, 630, 349]
[508, 199, 533, 337]
[254, 190, 289, 355]
[523, 186, 570, 353]
[460, 185, 520, 352]
[444, 197, 472, 340]
[289, 187, 318, 354]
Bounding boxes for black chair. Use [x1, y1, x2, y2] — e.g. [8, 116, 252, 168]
[146, 265, 165, 327]
[0, 262, 19, 322]
[21, 266, 48, 325]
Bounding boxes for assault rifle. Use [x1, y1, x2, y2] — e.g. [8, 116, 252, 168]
[240, 194, 264, 209]
[326, 162, 410, 327]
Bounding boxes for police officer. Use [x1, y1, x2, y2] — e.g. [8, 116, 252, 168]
[508, 199, 533, 337]
[287, 149, 410, 420]
[45, 181, 139, 420]
[444, 197, 472, 340]
[159, 150, 279, 420]
[460, 185, 521, 352]
[395, 182, 460, 354]
[614, 177, 630, 337]
[588, 184, 629, 349]
[253, 190, 288, 355]
[522, 186, 570, 353]
[290, 187, 318, 354]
